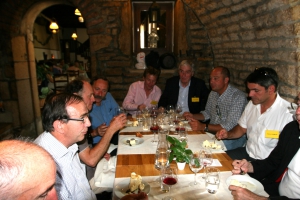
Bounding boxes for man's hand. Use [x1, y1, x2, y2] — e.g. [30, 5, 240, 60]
[103, 153, 111, 161]
[189, 118, 205, 131]
[97, 123, 108, 136]
[138, 104, 147, 111]
[216, 128, 228, 139]
[232, 159, 254, 174]
[183, 112, 193, 120]
[120, 192, 148, 200]
[110, 113, 127, 132]
[230, 185, 268, 200]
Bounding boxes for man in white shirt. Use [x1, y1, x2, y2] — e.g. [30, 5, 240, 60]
[229, 93, 300, 199]
[216, 67, 293, 160]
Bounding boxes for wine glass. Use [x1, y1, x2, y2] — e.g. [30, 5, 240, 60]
[175, 104, 183, 114]
[200, 148, 213, 180]
[161, 167, 178, 200]
[150, 119, 159, 143]
[189, 151, 203, 186]
[116, 106, 125, 115]
[166, 105, 175, 114]
[136, 111, 143, 126]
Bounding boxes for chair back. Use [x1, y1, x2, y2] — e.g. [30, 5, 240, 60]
[53, 74, 69, 93]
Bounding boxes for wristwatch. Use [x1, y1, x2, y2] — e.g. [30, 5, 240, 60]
[204, 124, 209, 132]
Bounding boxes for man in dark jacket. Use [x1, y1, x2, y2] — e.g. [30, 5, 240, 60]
[158, 60, 209, 113]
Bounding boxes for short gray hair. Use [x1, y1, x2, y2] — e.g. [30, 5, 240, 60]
[178, 60, 195, 72]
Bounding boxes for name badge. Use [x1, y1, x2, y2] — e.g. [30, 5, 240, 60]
[265, 130, 279, 139]
[192, 97, 199, 102]
[150, 100, 158, 105]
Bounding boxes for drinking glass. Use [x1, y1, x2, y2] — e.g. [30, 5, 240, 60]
[189, 151, 203, 186]
[200, 148, 213, 180]
[166, 105, 175, 114]
[161, 167, 178, 200]
[205, 167, 220, 194]
[136, 111, 143, 126]
[150, 119, 159, 143]
[175, 104, 183, 114]
[116, 106, 125, 115]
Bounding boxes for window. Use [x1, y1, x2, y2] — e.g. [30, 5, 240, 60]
[132, 2, 174, 55]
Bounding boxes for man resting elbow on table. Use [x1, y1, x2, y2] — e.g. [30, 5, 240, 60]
[183, 66, 247, 150]
[216, 67, 294, 161]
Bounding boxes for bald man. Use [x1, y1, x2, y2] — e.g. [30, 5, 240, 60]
[0, 139, 57, 200]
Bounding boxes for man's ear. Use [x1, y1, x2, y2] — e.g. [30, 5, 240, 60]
[224, 77, 229, 84]
[268, 85, 276, 93]
[53, 120, 65, 134]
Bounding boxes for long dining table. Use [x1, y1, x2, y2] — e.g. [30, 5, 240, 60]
[112, 124, 269, 200]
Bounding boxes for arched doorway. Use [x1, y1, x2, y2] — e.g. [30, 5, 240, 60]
[13, 1, 86, 138]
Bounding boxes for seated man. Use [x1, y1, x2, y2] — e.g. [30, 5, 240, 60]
[35, 93, 97, 200]
[216, 67, 294, 160]
[122, 66, 161, 115]
[230, 95, 300, 199]
[0, 139, 148, 200]
[64, 78, 126, 181]
[90, 75, 120, 145]
[0, 139, 57, 200]
[184, 66, 248, 150]
[158, 60, 209, 114]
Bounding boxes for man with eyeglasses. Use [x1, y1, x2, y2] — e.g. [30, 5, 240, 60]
[35, 93, 97, 200]
[89, 75, 120, 145]
[183, 66, 248, 150]
[229, 93, 300, 199]
[158, 60, 209, 114]
[64, 78, 126, 182]
[216, 67, 294, 161]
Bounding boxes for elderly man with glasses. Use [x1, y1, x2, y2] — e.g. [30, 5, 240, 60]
[216, 67, 294, 161]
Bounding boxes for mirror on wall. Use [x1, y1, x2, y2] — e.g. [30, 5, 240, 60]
[133, 2, 174, 55]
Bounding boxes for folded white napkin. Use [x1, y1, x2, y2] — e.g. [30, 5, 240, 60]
[94, 156, 117, 188]
[211, 159, 222, 167]
[93, 144, 118, 188]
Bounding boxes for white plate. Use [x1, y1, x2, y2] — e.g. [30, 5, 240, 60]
[226, 175, 264, 194]
[114, 179, 150, 198]
[122, 137, 144, 147]
[202, 140, 225, 151]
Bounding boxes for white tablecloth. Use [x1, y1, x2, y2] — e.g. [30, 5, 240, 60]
[113, 172, 269, 200]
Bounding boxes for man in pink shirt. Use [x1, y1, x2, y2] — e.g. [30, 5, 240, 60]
[123, 66, 161, 115]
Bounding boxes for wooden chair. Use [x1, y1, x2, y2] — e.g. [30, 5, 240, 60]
[53, 74, 69, 93]
[67, 70, 80, 82]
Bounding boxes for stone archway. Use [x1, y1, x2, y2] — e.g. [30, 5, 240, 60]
[12, 0, 74, 138]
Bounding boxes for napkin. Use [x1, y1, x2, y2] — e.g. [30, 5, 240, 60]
[211, 159, 222, 167]
[93, 144, 118, 188]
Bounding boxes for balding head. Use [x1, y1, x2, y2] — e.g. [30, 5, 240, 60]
[0, 139, 57, 200]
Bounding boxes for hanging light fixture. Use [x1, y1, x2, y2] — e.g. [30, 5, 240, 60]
[74, 8, 81, 16]
[148, 0, 160, 23]
[71, 32, 78, 40]
[78, 16, 84, 23]
[49, 20, 59, 34]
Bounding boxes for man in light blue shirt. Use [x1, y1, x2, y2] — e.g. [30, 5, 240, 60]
[90, 76, 119, 144]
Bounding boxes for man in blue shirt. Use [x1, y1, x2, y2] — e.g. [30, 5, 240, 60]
[90, 75, 119, 145]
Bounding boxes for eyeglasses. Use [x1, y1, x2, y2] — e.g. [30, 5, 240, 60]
[216, 105, 221, 118]
[254, 68, 277, 83]
[64, 115, 89, 124]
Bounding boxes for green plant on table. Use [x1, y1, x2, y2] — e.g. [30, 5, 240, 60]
[167, 135, 193, 164]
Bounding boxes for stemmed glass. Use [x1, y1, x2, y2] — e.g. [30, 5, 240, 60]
[175, 104, 183, 114]
[200, 148, 213, 180]
[161, 167, 178, 200]
[150, 119, 159, 143]
[116, 106, 126, 115]
[189, 151, 203, 186]
[166, 105, 175, 114]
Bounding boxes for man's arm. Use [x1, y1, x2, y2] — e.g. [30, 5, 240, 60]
[216, 124, 246, 139]
[122, 83, 139, 111]
[79, 114, 126, 167]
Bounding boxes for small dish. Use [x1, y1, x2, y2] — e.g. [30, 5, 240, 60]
[122, 137, 144, 147]
[226, 175, 264, 194]
[115, 179, 150, 198]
